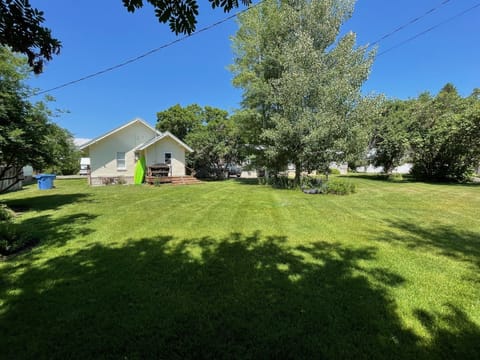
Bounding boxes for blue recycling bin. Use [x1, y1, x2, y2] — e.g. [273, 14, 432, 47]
[35, 174, 56, 190]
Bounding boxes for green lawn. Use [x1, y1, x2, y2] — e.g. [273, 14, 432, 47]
[0, 177, 479, 359]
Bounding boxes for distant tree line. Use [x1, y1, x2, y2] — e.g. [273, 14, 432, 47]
[371, 84, 480, 182]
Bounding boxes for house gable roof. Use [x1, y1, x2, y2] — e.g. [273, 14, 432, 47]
[79, 118, 160, 150]
[134, 131, 194, 153]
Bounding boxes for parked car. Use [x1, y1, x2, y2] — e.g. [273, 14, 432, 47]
[227, 165, 242, 178]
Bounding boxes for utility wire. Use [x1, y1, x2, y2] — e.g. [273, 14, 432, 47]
[369, 0, 452, 48]
[377, 2, 480, 57]
[32, 0, 478, 95]
[32, 1, 265, 96]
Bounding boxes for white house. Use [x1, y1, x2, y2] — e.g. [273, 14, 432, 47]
[80, 118, 193, 185]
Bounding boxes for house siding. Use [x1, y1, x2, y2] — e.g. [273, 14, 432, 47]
[144, 137, 186, 176]
[89, 122, 157, 179]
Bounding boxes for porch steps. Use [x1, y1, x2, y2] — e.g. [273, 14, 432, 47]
[145, 176, 202, 185]
[171, 176, 203, 185]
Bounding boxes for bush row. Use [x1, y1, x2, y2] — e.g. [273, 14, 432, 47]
[258, 176, 356, 195]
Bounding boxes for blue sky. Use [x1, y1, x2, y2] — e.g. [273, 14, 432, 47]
[27, 0, 480, 141]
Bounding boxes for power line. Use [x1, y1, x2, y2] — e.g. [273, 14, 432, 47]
[32, 1, 265, 97]
[377, 2, 480, 57]
[32, 0, 478, 96]
[369, 0, 452, 48]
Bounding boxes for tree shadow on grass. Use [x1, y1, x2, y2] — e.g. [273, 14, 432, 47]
[234, 178, 261, 186]
[375, 220, 480, 269]
[1, 194, 96, 257]
[16, 212, 98, 248]
[342, 174, 480, 187]
[3, 193, 92, 212]
[414, 305, 480, 359]
[0, 232, 478, 359]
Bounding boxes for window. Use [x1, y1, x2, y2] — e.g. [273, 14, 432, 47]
[116, 152, 126, 170]
[164, 152, 172, 165]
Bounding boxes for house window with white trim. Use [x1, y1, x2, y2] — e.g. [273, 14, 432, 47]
[116, 152, 126, 170]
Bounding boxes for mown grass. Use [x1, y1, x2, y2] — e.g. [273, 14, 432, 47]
[0, 177, 479, 359]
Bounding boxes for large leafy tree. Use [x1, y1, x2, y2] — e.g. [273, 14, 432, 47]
[370, 99, 412, 173]
[156, 103, 203, 141]
[231, 0, 375, 183]
[186, 106, 242, 179]
[0, 46, 75, 192]
[370, 84, 480, 181]
[409, 84, 480, 181]
[156, 104, 243, 178]
[45, 125, 81, 175]
[0, 0, 251, 73]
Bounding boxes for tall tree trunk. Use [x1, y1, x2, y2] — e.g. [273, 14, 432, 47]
[295, 162, 301, 186]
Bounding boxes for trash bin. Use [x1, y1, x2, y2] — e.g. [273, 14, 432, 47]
[35, 174, 56, 190]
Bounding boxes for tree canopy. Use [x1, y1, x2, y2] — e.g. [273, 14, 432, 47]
[0, 0, 61, 73]
[371, 84, 480, 181]
[0, 46, 77, 191]
[156, 104, 243, 178]
[231, 0, 375, 182]
[0, 0, 251, 73]
[156, 104, 203, 141]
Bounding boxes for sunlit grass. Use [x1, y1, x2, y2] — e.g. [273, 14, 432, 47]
[0, 177, 479, 358]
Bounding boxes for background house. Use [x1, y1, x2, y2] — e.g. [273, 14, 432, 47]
[80, 118, 193, 185]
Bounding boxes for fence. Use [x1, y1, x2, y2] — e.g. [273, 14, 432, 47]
[0, 166, 23, 192]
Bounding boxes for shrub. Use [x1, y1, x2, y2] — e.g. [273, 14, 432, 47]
[0, 206, 36, 256]
[326, 179, 356, 195]
[300, 176, 323, 189]
[329, 168, 341, 175]
[388, 173, 403, 182]
[0, 204, 14, 221]
[264, 176, 296, 189]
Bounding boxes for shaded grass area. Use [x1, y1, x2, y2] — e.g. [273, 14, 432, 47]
[0, 178, 479, 358]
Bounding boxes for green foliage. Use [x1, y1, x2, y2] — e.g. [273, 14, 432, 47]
[0, 0, 251, 73]
[157, 104, 243, 179]
[0, 179, 479, 357]
[123, 0, 251, 34]
[387, 173, 403, 182]
[325, 178, 356, 195]
[0, 0, 61, 73]
[0, 46, 75, 191]
[156, 104, 203, 141]
[371, 99, 412, 173]
[409, 84, 480, 182]
[372, 84, 480, 182]
[0, 205, 34, 256]
[300, 175, 324, 189]
[0, 204, 14, 221]
[0, 222, 33, 256]
[231, 0, 375, 183]
[329, 168, 341, 175]
[46, 125, 82, 175]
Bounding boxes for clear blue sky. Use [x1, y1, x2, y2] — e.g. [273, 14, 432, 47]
[27, 0, 480, 141]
